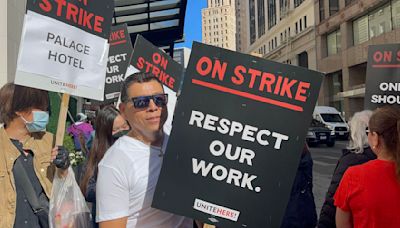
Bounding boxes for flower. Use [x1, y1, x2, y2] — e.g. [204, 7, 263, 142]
[69, 150, 85, 167]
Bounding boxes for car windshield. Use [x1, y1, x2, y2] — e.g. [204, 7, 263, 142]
[310, 119, 325, 127]
[320, 113, 344, 123]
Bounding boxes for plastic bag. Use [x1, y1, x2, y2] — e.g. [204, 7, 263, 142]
[49, 167, 92, 228]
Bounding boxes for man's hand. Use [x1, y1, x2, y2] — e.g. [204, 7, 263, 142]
[100, 217, 128, 228]
[51, 146, 70, 169]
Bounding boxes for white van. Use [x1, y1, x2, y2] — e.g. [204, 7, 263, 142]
[313, 106, 349, 139]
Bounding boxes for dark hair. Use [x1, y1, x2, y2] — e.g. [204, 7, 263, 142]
[0, 83, 15, 124]
[369, 106, 400, 178]
[80, 105, 120, 195]
[120, 72, 163, 103]
[0, 83, 49, 125]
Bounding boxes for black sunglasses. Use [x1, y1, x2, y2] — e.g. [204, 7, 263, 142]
[131, 94, 168, 109]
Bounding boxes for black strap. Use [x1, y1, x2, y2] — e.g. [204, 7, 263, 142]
[13, 159, 45, 213]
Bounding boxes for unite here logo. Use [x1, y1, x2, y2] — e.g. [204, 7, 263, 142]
[193, 199, 240, 222]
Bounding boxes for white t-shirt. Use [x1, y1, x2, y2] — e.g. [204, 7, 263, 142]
[96, 135, 192, 228]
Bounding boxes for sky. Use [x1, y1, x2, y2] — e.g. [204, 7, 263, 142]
[176, 0, 207, 49]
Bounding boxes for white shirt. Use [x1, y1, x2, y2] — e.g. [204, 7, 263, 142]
[96, 135, 192, 228]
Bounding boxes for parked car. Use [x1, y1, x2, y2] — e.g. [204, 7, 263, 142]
[313, 106, 349, 139]
[306, 119, 335, 147]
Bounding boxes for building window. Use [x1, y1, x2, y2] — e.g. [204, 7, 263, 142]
[319, 0, 325, 21]
[298, 51, 308, 68]
[369, 4, 392, 39]
[249, 0, 256, 44]
[304, 16, 307, 28]
[258, 0, 266, 37]
[268, 0, 277, 29]
[299, 19, 303, 31]
[393, 0, 400, 28]
[345, 0, 355, 6]
[294, 0, 304, 8]
[329, 0, 339, 16]
[327, 71, 343, 98]
[280, 0, 289, 19]
[353, 3, 393, 45]
[275, 37, 277, 47]
[327, 29, 341, 55]
[295, 22, 298, 34]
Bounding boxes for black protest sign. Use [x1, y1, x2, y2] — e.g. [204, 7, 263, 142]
[152, 42, 323, 228]
[364, 44, 400, 109]
[26, 0, 114, 39]
[94, 24, 133, 104]
[130, 35, 183, 93]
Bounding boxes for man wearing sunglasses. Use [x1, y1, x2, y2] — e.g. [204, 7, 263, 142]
[96, 72, 192, 228]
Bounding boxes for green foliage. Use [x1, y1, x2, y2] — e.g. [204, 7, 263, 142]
[47, 92, 78, 135]
[47, 92, 60, 135]
[63, 134, 76, 154]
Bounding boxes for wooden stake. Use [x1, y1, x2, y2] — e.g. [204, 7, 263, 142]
[55, 93, 70, 146]
[203, 224, 216, 228]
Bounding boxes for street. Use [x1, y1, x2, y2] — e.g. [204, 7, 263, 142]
[309, 139, 348, 218]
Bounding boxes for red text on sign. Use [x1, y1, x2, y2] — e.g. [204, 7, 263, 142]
[194, 56, 311, 108]
[39, 0, 104, 34]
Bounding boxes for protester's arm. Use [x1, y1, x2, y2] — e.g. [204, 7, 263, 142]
[96, 164, 130, 226]
[99, 217, 127, 228]
[335, 208, 352, 228]
[333, 168, 354, 228]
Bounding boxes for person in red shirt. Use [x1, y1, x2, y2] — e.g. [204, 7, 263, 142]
[334, 106, 400, 228]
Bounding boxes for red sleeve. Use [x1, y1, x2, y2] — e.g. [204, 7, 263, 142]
[334, 168, 354, 211]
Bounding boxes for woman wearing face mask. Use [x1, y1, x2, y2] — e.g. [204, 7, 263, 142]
[80, 105, 129, 228]
[0, 83, 70, 228]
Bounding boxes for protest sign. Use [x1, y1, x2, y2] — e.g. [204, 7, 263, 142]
[15, 0, 114, 100]
[130, 35, 183, 93]
[93, 24, 133, 104]
[152, 42, 323, 228]
[364, 44, 400, 109]
[128, 35, 184, 134]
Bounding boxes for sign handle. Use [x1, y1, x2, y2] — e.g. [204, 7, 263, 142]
[55, 93, 70, 146]
[203, 224, 216, 228]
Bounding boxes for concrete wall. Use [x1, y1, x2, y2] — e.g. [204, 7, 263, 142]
[1, 0, 26, 88]
[0, 0, 7, 87]
[246, 0, 316, 56]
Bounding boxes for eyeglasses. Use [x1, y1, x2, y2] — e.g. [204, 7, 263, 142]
[366, 127, 370, 135]
[130, 94, 168, 109]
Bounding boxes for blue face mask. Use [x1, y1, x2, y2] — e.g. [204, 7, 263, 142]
[21, 111, 49, 132]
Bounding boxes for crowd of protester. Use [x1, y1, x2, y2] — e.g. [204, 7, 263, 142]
[1, 72, 399, 228]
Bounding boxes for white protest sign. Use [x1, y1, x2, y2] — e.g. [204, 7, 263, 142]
[15, 0, 114, 100]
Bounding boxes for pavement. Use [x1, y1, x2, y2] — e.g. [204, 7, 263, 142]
[309, 139, 348, 218]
